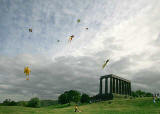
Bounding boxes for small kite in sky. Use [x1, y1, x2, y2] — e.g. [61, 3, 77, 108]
[24, 66, 31, 80]
[57, 40, 60, 42]
[77, 19, 80, 23]
[102, 59, 109, 69]
[29, 28, 32, 32]
[85, 28, 88, 30]
[69, 35, 74, 42]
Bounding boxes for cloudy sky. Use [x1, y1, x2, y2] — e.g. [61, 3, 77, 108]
[0, 0, 160, 102]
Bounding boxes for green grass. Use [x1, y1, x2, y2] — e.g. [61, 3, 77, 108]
[0, 97, 160, 114]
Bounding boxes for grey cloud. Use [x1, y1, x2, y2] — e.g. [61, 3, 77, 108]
[0, 54, 101, 101]
[1, 44, 160, 102]
[132, 70, 160, 86]
[1, 0, 160, 102]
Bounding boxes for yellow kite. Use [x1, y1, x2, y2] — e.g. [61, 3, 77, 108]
[24, 66, 31, 80]
[102, 59, 109, 69]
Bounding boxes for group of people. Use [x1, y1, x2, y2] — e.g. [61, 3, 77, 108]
[153, 93, 160, 103]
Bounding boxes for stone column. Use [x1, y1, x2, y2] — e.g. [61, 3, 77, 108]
[129, 82, 131, 96]
[125, 82, 128, 95]
[122, 81, 124, 95]
[119, 79, 122, 94]
[116, 78, 118, 94]
[105, 78, 108, 94]
[127, 82, 129, 95]
[113, 78, 115, 93]
[126, 82, 128, 95]
[110, 77, 112, 94]
[125, 82, 127, 95]
[124, 81, 126, 95]
[130, 82, 132, 95]
[99, 78, 102, 95]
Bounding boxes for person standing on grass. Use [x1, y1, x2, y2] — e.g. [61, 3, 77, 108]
[153, 94, 156, 103]
[157, 93, 160, 103]
[155, 93, 158, 102]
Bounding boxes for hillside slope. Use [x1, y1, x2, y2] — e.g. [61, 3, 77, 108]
[0, 97, 159, 114]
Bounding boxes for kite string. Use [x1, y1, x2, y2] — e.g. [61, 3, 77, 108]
[106, 65, 111, 75]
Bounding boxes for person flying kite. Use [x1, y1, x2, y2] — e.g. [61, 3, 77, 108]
[102, 59, 109, 69]
[24, 66, 31, 80]
[69, 35, 74, 42]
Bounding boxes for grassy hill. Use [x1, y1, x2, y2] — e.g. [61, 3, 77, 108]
[0, 97, 160, 114]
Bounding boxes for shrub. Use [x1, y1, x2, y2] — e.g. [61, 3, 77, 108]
[17, 101, 27, 106]
[40, 100, 58, 107]
[91, 93, 113, 102]
[108, 101, 112, 104]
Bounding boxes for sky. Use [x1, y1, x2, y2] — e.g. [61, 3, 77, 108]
[0, 0, 160, 102]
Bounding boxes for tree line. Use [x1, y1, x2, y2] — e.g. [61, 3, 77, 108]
[0, 89, 153, 107]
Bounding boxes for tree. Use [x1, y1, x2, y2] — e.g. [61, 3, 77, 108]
[2, 99, 17, 106]
[27, 97, 40, 108]
[10, 101, 17, 106]
[131, 91, 138, 97]
[58, 90, 81, 104]
[80, 93, 90, 103]
[3, 99, 11, 106]
[145, 92, 152, 97]
[135, 90, 145, 97]
[58, 92, 69, 104]
[131, 90, 153, 97]
[67, 90, 81, 103]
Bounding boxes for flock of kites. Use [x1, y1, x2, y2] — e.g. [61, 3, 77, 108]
[24, 19, 109, 80]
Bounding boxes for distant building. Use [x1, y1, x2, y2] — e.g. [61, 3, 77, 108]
[99, 74, 131, 96]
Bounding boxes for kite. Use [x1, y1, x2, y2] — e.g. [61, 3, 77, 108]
[85, 28, 88, 30]
[24, 66, 31, 80]
[69, 35, 74, 42]
[57, 40, 60, 42]
[77, 19, 80, 23]
[29, 28, 32, 32]
[102, 59, 109, 69]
